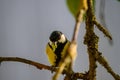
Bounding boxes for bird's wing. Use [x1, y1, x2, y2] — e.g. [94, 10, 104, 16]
[46, 43, 56, 66]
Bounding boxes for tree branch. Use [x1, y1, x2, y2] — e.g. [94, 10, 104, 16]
[0, 57, 87, 79]
[84, 0, 120, 80]
[84, 0, 97, 80]
[0, 57, 53, 71]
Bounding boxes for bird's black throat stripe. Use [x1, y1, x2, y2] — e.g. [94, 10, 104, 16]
[54, 40, 68, 67]
[48, 43, 53, 50]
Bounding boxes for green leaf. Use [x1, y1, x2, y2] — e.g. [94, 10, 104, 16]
[66, 0, 81, 18]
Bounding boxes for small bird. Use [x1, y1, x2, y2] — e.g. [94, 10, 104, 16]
[46, 31, 70, 67]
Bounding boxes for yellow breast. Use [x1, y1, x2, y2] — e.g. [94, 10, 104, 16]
[46, 41, 70, 66]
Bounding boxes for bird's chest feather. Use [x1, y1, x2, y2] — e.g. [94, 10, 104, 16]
[54, 41, 69, 66]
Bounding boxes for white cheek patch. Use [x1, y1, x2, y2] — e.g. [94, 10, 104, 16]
[49, 40, 57, 50]
[58, 34, 66, 43]
[49, 40, 52, 45]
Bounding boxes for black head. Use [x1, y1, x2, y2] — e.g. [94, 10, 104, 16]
[49, 31, 62, 42]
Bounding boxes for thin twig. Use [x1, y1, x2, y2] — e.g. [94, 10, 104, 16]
[94, 52, 120, 80]
[72, 10, 84, 42]
[93, 18, 112, 40]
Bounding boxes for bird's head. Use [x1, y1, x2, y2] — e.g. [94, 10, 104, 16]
[49, 31, 67, 44]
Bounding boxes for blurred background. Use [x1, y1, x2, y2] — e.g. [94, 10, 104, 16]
[0, 0, 120, 80]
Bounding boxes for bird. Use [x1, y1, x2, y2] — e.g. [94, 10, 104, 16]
[46, 31, 70, 67]
[46, 31, 77, 80]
